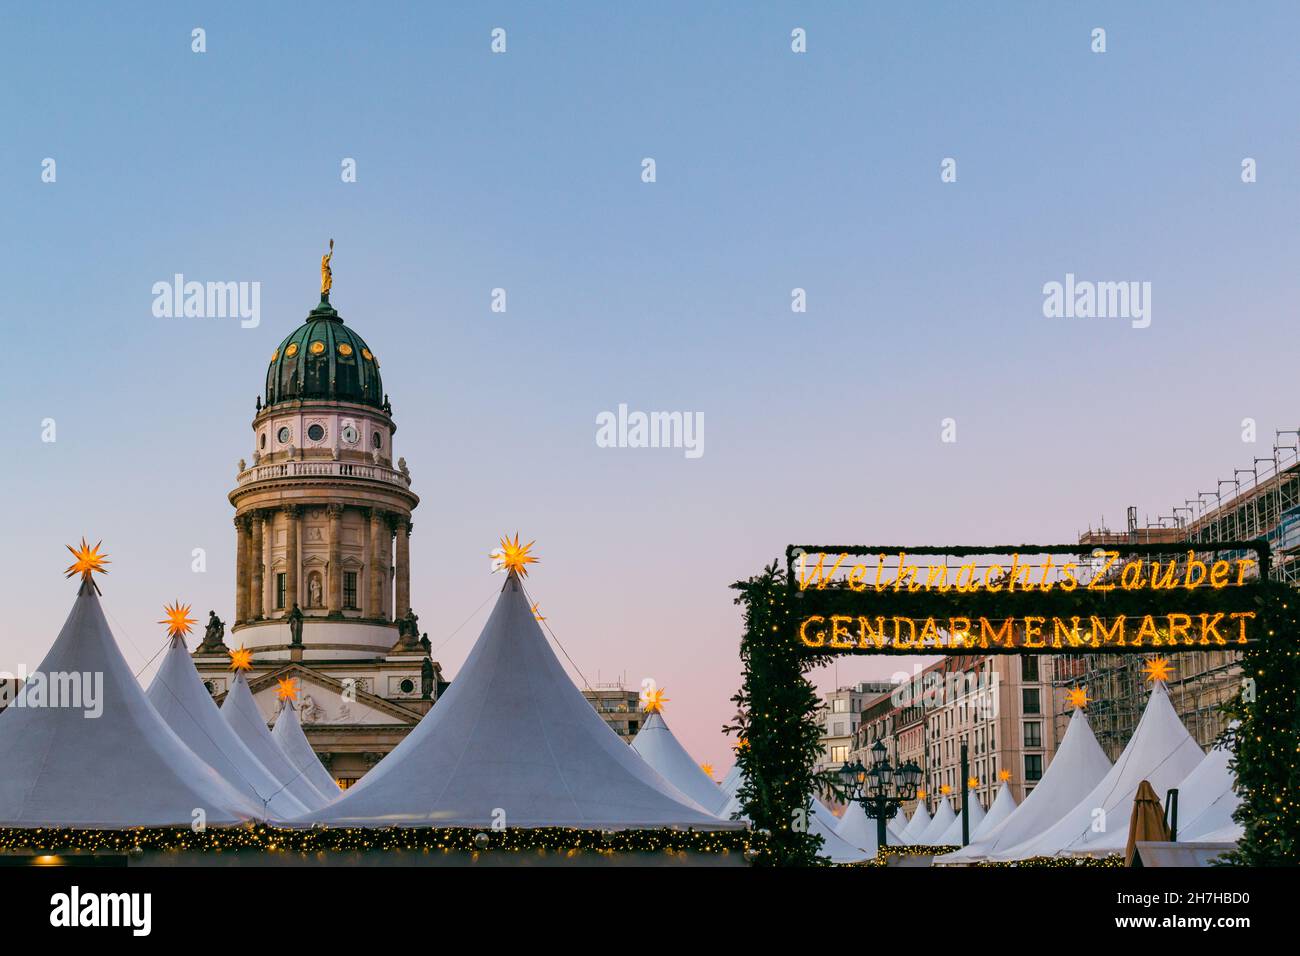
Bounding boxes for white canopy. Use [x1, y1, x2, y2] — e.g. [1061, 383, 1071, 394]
[834, 799, 882, 854]
[916, 795, 955, 844]
[897, 800, 932, 844]
[810, 798, 869, 863]
[631, 711, 728, 815]
[271, 699, 342, 800]
[718, 762, 743, 800]
[936, 708, 1111, 863]
[970, 782, 1017, 842]
[146, 634, 308, 820]
[938, 792, 985, 845]
[997, 682, 1203, 859]
[222, 670, 331, 811]
[298, 571, 735, 828]
[0, 586, 260, 827]
[886, 805, 907, 843]
[1172, 739, 1241, 843]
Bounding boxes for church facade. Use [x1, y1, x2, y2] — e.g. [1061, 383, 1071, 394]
[194, 270, 444, 788]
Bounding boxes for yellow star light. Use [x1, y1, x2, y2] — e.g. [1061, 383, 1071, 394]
[998, 769, 1012, 782]
[1142, 656, 1173, 683]
[229, 646, 254, 672]
[276, 677, 300, 702]
[700, 762, 715, 780]
[531, 603, 545, 622]
[940, 784, 951, 795]
[1066, 686, 1090, 709]
[916, 788, 927, 800]
[641, 686, 670, 714]
[158, 601, 197, 639]
[734, 737, 749, 752]
[64, 538, 110, 594]
[967, 776, 979, 790]
[492, 532, 538, 577]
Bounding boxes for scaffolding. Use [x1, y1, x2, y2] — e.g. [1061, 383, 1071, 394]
[1053, 428, 1300, 758]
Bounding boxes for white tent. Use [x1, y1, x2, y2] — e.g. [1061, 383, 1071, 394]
[631, 710, 728, 815]
[834, 799, 883, 855]
[146, 633, 308, 820]
[970, 782, 1017, 842]
[271, 698, 342, 801]
[0, 584, 260, 827]
[810, 798, 869, 863]
[1172, 739, 1241, 843]
[222, 670, 331, 812]
[936, 708, 1111, 863]
[938, 792, 985, 845]
[298, 570, 735, 828]
[997, 682, 1203, 859]
[886, 805, 908, 843]
[718, 762, 743, 800]
[897, 800, 932, 844]
[916, 795, 956, 844]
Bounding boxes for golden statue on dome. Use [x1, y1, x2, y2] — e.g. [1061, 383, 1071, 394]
[321, 238, 334, 295]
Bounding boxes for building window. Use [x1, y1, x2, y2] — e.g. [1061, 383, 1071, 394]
[829, 745, 849, 763]
[276, 572, 286, 610]
[1021, 656, 1039, 681]
[1022, 688, 1040, 714]
[1024, 754, 1043, 781]
[833, 698, 849, 713]
[1023, 721, 1042, 748]
[343, 571, 358, 609]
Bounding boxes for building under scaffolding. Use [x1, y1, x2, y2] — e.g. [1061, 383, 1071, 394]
[1056, 428, 1300, 759]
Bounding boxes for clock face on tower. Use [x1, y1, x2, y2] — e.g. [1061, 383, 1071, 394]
[341, 423, 359, 445]
[277, 426, 291, 444]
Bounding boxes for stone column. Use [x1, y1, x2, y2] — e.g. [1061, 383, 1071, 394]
[249, 510, 264, 621]
[234, 515, 250, 624]
[394, 516, 411, 619]
[368, 508, 387, 620]
[283, 505, 299, 613]
[327, 504, 344, 614]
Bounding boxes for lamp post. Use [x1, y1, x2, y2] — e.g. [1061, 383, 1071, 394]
[840, 740, 922, 851]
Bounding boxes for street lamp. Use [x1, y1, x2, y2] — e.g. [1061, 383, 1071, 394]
[840, 741, 921, 851]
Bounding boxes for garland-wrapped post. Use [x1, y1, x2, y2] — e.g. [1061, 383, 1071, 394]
[728, 562, 837, 866]
[1220, 581, 1300, 865]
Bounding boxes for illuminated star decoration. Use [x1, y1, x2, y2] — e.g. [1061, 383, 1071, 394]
[229, 646, 254, 672]
[276, 677, 300, 702]
[490, 533, 538, 577]
[64, 538, 110, 595]
[641, 686, 670, 714]
[158, 601, 197, 640]
[1142, 656, 1173, 683]
[916, 788, 927, 800]
[967, 776, 979, 790]
[940, 784, 951, 795]
[998, 769, 1012, 782]
[1066, 686, 1090, 709]
[531, 602, 545, 622]
[700, 762, 715, 781]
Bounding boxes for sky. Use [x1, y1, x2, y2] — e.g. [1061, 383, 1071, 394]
[2, 2, 1298, 770]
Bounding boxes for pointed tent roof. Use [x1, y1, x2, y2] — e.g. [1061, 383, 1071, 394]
[917, 795, 956, 844]
[936, 707, 1112, 863]
[1173, 740, 1240, 843]
[146, 634, 309, 820]
[938, 792, 986, 845]
[997, 683, 1203, 859]
[271, 699, 342, 800]
[810, 798, 869, 863]
[299, 571, 736, 828]
[898, 800, 932, 844]
[719, 762, 743, 799]
[886, 805, 908, 843]
[971, 782, 1017, 842]
[222, 670, 331, 812]
[834, 799, 882, 854]
[0, 586, 261, 827]
[631, 710, 727, 816]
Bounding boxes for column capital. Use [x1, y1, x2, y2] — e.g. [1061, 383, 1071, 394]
[234, 514, 251, 532]
[282, 504, 300, 517]
[327, 503, 345, 520]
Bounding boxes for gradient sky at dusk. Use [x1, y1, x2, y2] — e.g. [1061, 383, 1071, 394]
[2, 3, 1298, 768]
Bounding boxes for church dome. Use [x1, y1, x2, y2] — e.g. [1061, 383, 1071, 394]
[265, 295, 384, 409]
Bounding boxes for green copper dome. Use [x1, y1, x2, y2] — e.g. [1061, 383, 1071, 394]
[265, 295, 384, 409]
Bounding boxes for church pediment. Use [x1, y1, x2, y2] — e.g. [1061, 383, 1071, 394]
[244, 663, 423, 727]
